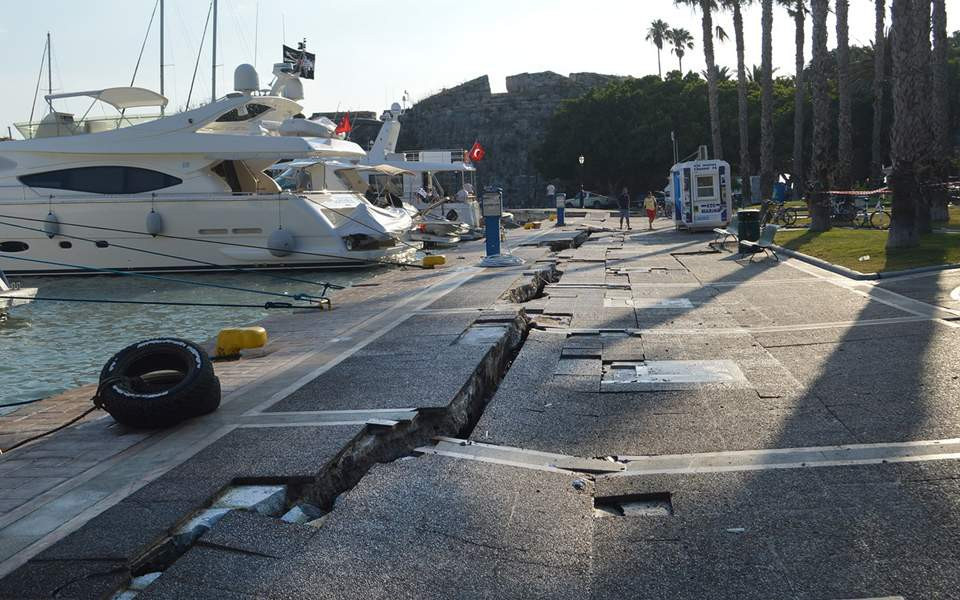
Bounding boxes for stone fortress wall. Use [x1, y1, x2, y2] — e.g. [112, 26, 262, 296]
[396, 71, 621, 207]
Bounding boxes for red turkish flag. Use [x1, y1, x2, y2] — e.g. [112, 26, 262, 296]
[335, 113, 352, 135]
[468, 141, 485, 162]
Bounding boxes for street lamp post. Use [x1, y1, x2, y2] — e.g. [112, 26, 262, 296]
[578, 155, 585, 208]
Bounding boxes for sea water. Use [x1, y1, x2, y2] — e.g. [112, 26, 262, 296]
[0, 268, 379, 409]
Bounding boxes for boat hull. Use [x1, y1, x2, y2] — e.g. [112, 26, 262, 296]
[0, 192, 417, 275]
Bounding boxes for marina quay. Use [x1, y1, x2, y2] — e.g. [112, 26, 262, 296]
[0, 1, 959, 598]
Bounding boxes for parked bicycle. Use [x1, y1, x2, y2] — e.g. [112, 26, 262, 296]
[762, 201, 799, 227]
[853, 197, 891, 230]
[830, 195, 858, 224]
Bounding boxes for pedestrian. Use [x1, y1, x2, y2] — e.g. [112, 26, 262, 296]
[546, 183, 556, 208]
[644, 192, 657, 230]
[617, 186, 631, 230]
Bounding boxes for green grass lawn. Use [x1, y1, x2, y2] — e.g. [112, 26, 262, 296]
[944, 205, 960, 229]
[776, 227, 960, 273]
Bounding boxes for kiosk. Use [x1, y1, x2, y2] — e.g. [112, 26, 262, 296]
[669, 158, 733, 231]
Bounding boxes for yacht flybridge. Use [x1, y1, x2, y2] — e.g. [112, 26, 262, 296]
[0, 65, 415, 275]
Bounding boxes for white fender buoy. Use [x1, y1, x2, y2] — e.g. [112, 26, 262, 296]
[267, 229, 295, 257]
[43, 211, 60, 239]
[146, 211, 164, 236]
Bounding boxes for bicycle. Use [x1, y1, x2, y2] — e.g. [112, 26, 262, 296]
[829, 195, 858, 224]
[853, 197, 891, 230]
[762, 201, 799, 227]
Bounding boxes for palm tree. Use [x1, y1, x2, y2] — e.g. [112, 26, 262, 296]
[778, 0, 806, 200]
[676, 0, 724, 160]
[759, 0, 775, 206]
[666, 28, 695, 74]
[808, 0, 831, 231]
[930, 0, 950, 222]
[870, 0, 887, 186]
[887, 0, 929, 248]
[646, 19, 671, 79]
[722, 0, 754, 204]
[748, 64, 777, 84]
[701, 65, 733, 81]
[835, 0, 853, 189]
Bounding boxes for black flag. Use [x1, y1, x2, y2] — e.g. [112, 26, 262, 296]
[282, 44, 315, 80]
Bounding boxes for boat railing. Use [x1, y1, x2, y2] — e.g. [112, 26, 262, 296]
[0, 185, 360, 204]
[386, 149, 468, 164]
[13, 114, 162, 139]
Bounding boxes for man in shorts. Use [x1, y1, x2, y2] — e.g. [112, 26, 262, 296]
[618, 187, 631, 230]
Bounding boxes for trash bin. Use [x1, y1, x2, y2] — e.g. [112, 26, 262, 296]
[737, 209, 761, 254]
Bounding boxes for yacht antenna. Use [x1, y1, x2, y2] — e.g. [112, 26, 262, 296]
[29, 37, 49, 128]
[211, 0, 218, 103]
[160, 0, 165, 114]
[46, 32, 53, 113]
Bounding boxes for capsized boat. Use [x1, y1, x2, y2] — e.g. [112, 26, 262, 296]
[0, 64, 416, 275]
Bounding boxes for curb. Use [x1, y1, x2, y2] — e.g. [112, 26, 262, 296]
[771, 244, 960, 281]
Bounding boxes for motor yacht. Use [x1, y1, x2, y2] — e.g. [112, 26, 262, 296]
[0, 65, 415, 275]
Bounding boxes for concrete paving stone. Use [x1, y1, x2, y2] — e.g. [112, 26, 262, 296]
[640, 333, 769, 361]
[629, 285, 719, 301]
[269, 344, 492, 411]
[568, 308, 637, 330]
[137, 576, 261, 600]
[676, 253, 807, 284]
[0, 559, 127, 600]
[878, 273, 960, 311]
[199, 510, 318, 559]
[144, 544, 286, 598]
[752, 321, 935, 348]
[426, 271, 526, 309]
[274, 455, 593, 599]
[161, 425, 365, 482]
[710, 403, 856, 450]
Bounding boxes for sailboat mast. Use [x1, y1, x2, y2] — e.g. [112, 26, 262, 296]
[211, 0, 218, 103]
[46, 32, 52, 112]
[160, 0, 165, 114]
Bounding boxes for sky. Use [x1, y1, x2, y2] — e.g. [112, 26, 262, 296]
[1, 0, 956, 134]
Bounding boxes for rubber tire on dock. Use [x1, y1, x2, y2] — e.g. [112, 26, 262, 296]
[97, 338, 221, 429]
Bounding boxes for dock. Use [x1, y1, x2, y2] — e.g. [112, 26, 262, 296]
[2, 210, 960, 598]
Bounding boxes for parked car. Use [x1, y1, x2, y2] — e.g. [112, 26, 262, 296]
[565, 191, 613, 209]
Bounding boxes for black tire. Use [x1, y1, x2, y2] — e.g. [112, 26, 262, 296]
[870, 210, 891, 230]
[97, 338, 221, 429]
[782, 208, 799, 227]
[836, 202, 857, 223]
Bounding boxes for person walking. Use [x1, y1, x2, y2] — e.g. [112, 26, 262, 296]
[546, 183, 556, 208]
[644, 192, 657, 230]
[617, 187, 631, 230]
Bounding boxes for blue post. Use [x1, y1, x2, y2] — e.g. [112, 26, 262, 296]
[556, 206, 565, 226]
[484, 215, 501, 256]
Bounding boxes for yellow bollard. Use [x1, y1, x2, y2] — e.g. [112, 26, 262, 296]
[215, 326, 268, 358]
[423, 255, 446, 268]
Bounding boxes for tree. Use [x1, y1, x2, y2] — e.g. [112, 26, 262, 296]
[887, 0, 929, 248]
[930, 0, 950, 222]
[779, 0, 806, 200]
[666, 28, 695, 74]
[870, 0, 887, 185]
[808, 0, 831, 231]
[722, 0, 754, 203]
[646, 19, 672, 79]
[759, 0, 776, 206]
[676, 0, 725, 160]
[835, 0, 853, 189]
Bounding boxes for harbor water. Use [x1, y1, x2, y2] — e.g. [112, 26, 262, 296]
[0, 268, 379, 409]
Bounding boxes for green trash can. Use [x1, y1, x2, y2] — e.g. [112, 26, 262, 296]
[737, 209, 761, 254]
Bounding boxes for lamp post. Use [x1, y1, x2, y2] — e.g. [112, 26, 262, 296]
[578, 155, 585, 208]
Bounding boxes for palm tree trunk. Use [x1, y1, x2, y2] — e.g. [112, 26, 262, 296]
[887, 0, 927, 248]
[701, 0, 723, 161]
[657, 47, 663, 79]
[808, 0, 831, 232]
[870, 0, 886, 186]
[791, 0, 805, 201]
[913, 0, 932, 235]
[930, 0, 950, 222]
[835, 0, 853, 189]
[679, 55, 684, 74]
[759, 0, 775, 210]
[734, 1, 751, 204]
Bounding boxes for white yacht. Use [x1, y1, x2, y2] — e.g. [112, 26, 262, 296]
[0, 65, 415, 275]
[356, 104, 484, 239]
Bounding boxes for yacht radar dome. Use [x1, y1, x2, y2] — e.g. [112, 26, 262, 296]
[234, 64, 260, 94]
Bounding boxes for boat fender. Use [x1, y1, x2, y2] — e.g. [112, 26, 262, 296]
[423, 255, 446, 268]
[215, 326, 268, 359]
[145, 211, 164, 236]
[267, 229, 296, 257]
[43, 211, 59, 238]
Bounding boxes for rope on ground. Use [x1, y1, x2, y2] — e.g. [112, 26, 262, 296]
[19, 296, 322, 310]
[0, 406, 98, 455]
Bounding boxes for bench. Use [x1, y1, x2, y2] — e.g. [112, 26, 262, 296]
[711, 214, 739, 249]
[737, 224, 780, 262]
